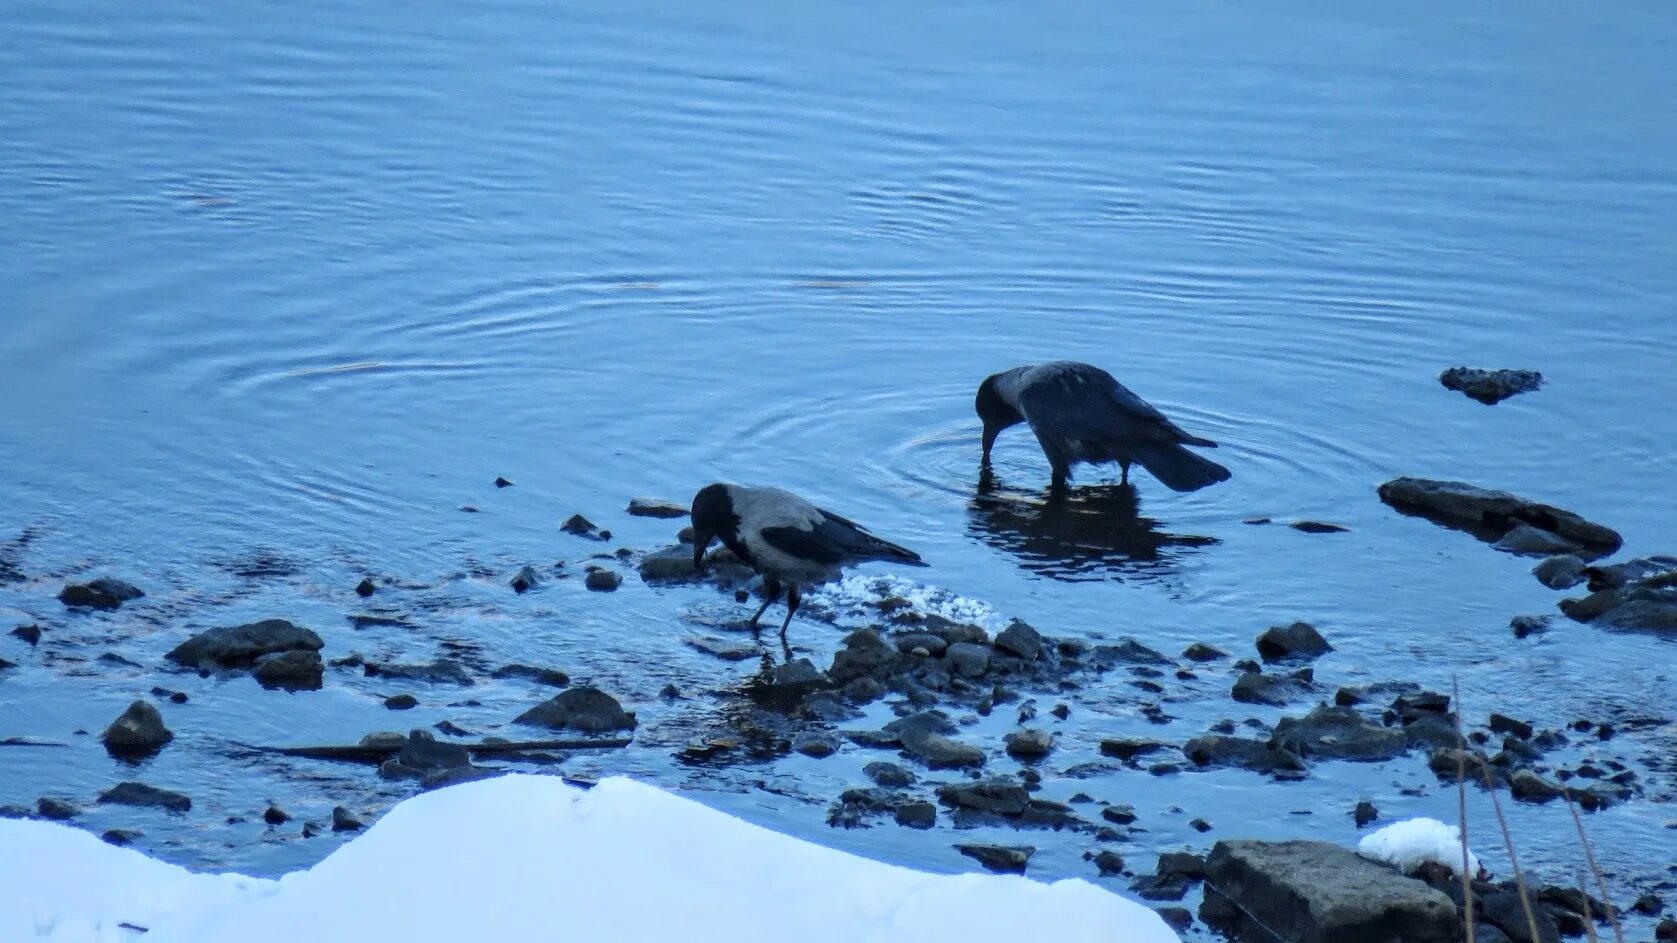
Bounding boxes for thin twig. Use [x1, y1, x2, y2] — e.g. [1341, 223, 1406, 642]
[1451, 678, 1476, 943]
[1566, 791, 1626, 943]
[1480, 757, 1542, 943]
[1576, 869, 1600, 943]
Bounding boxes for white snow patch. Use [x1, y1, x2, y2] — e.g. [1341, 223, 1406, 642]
[1, 774, 1178, 943]
[808, 573, 1005, 629]
[1357, 817, 1482, 877]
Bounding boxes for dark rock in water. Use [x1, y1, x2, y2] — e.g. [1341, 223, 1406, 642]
[938, 779, 1029, 816]
[1508, 769, 1563, 803]
[1290, 520, 1348, 534]
[1481, 891, 1561, 943]
[1354, 799, 1379, 827]
[1494, 524, 1581, 557]
[1159, 852, 1207, 880]
[755, 658, 829, 704]
[827, 633, 904, 686]
[1090, 849, 1126, 876]
[894, 802, 936, 829]
[901, 728, 984, 769]
[384, 694, 419, 711]
[102, 700, 173, 756]
[491, 664, 570, 687]
[560, 514, 606, 540]
[1183, 735, 1306, 774]
[1334, 680, 1420, 706]
[1630, 893, 1662, 916]
[1100, 738, 1169, 762]
[101, 829, 141, 847]
[956, 843, 1033, 874]
[1183, 642, 1226, 662]
[1488, 713, 1533, 740]
[509, 565, 542, 593]
[1133, 872, 1193, 901]
[1101, 805, 1138, 826]
[892, 632, 948, 657]
[263, 805, 290, 825]
[1256, 621, 1332, 662]
[514, 686, 636, 732]
[331, 806, 365, 831]
[1092, 638, 1171, 666]
[1377, 477, 1621, 559]
[1585, 555, 1677, 591]
[1511, 615, 1552, 638]
[167, 619, 323, 669]
[1440, 366, 1544, 405]
[495, 476, 514, 488]
[35, 797, 79, 820]
[252, 650, 324, 691]
[583, 569, 621, 592]
[1231, 671, 1313, 706]
[354, 577, 377, 598]
[397, 732, 471, 772]
[422, 765, 503, 791]
[842, 677, 885, 704]
[993, 620, 1044, 660]
[792, 731, 840, 758]
[1272, 705, 1408, 761]
[626, 497, 689, 518]
[685, 636, 757, 662]
[1202, 839, 1457, 943]
[1154, 907, 1194, 932]
[944, 641, 991, 677]
[1428, 748, 1495, 783]
[1559, 561, 1677, 632]
[1004, 728, 1054, 760]
[365, 659, 474, 686]
[11, 624, 41, 645]
[1392, 691, 1451, 721]
[1660, 919, 1677, 942]
[99, 781, 192, 813]
[1532, 555, 1587, 590]
[864, 761, 916, 788]
[59, 578, 145, 610]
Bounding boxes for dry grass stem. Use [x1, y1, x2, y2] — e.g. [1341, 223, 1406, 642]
[1566, 792, 1626, 943]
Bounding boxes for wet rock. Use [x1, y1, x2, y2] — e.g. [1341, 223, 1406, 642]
[1377, 477, 1621, 559]
[491, 664, 570, 687]
[35, 797, 78, 820]
[561, 514, 605, 539]
[1392, 691, 1451, 721]
[1660, 919, 1677, 943]
[1183, 642, 1227, 662]
[1511, 615, 1552, 638]
[331, 806, 365, 832]
[637, 545, 701, 582]
[1440, 366, 1544, 405]
[685, 635, 756, 662]
[1155, 907, 1194, 932]
[360, 730, 408, 749]
[1537, 886, 1616, 923]
[863, 762, 915, 788]
[101, 829, 141, 847]
[99, 782, 192, 813]
[1101, 806, 1138, 826]
[894, 802, 936, 829]
[365, 659, 474, 686]
[1271, 705, 1408, 761]
[1481, 891, 1561, 943]
[956, 844, 1033, 874]
[826, 632, 903, 686]
[920, 614, 989, 646]
[1584, 555, 1677, 591]
[937, 778, 1030, 816]
[842, 677, 885, 704]
[59, 577, 145, 610]
[993, 620, 1044, 660]
[1092, 638, 1171, 666]
[1099, 738, 1169, 762]
[354, 578, 377, 598]
[494, 476, 514, 488]
[1354, 800, 1379, 827]
[583, 569, 621, 592]
[1508, 769, 1564, 803]
[892, 632, 948, 657]
[263, 805, 290, 825]
[1203, 839, 1457, 943]
[1631, 893, 1662, 916]
[102, 700, 173, 756]
[944, 641, 991, 677]
[1132, 873, 1193, 901]
[509, 565, 542, 593]
[757, 658, 829, 703]
[1183, 735, 1306, 775]
[1256, 621, 1332, 662]
[1532, 555, 1587, 590]
[1092, 850, 1126, 876]
[792, 731, 840, 758]
[626, 497, 689, 518]
[1494, 524, 1581, 558]
[384, 693, 419, 710]
[167, 619, 323, 670]
[1004, 728, 1054, 760]
[1488, 713, 1533, 740]
[901, 729, 984, 769]
[1333, 680, 1420, 706]
[514, 686, 636, 733]
[252, 650, 324, 690]
[1428, 747, 1495, 783]
[1231, 671, 1313, 706]
[397, 732, 471, 772]
[11, 625, 41, 645]
[422, 765, 503, 791]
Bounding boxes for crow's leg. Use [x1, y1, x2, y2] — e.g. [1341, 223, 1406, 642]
[749, 576, 782, 627]
[779, 583, 802, 637]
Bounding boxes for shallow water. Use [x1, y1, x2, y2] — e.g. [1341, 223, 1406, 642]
[3, 0, 1677, 930]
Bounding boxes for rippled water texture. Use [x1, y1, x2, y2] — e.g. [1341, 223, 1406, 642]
[3, 0, 1676, 909]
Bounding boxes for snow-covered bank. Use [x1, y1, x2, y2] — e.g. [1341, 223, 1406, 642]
[1, 774, 1178, 943]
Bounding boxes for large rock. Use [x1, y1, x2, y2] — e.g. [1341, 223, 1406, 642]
[1256, 622, 1333, 662]
[1439, 367, 1543, 405]
[900, 728, 984, 769]
[1493, 525, 1580, 558]
[1532, 555, 1587, 590]
[252, 650, 324, 690]
[1182, 735, 1305, 774]
[167, 619, 323, 669]
[98, 782, 192, 813]
[1202, 839, 1457, 943]
[1377, 478, 1621, 559]
[956, 844, 1033, 874]
[626, 497, 689, 519]
[993, 620, 1044, 660]
[943, 642, 991, 677]
[1560, 558, 1677, 633]
[1272, 706, 1409, 762]
[365, 659, 474, 685]
[1232, 671, 1313, 706]
[59, 578, 145, 610]
[101, 700, 173, 756]
[1481, 891, 1561, 943]
[514, 686, 636, 733]
[937, 778, 1030, 816]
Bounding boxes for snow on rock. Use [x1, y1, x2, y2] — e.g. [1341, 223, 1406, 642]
[1, 775, 1178, 943]
[808, 574, 1005, 629]
[1357, 817, 1482, 876]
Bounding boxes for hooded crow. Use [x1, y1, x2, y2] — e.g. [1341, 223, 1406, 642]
[690, 483, 926, 635]
[975, 361, 1231, 493]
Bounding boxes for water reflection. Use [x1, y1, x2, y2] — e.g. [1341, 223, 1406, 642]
[967, 470, 1218, 582]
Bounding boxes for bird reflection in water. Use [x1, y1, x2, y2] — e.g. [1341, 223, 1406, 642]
[970, 468, 1218, 582]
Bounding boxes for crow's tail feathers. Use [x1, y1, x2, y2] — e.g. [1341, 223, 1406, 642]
[1133, 443, 1231, 493]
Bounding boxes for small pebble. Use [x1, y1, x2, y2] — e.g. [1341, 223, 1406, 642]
[384, 694, 419, 711]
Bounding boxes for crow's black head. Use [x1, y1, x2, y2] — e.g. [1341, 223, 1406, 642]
[975, 373, 1025, 463]
[689, 482, 738, 570]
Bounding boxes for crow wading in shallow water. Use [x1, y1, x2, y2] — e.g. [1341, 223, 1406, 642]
[975, 361, 1231, 494]
[689, 483, 926, 636]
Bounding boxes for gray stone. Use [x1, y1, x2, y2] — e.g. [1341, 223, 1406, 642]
[35, 797, 79, 820]
[366, 659, 474, 686]
[944, 641, 991, 678]
[355, 577, 377, 597]
[864, 762, 916, 788]
[686, 635, 757, 662]
[1004, 728, 1054, 760]
[252, 650, 324, 691]
[883, 710, 957, 740]
[491, 664, 570, 686]
[560, 514, 601, 537]
[792, 731, 840, 758]
[331, 806, 364, 831]
[1494, 524, 1580, 557]
[384, 693, 419, 710]
[637, 545, 701, 582]
[1439, 366, 1544, 405]
[827, 637, 903, 686]
[583, 569, 621, 592]
[1272, 705, 1408, 761]
[359, 730, 407, 749]
[1508, 769, 1563, 803]
[993, 620, 1044, 660]
[1377, 477, 1621, 559]
[892, 632, 948, 657]
[1092, 638, 1171, 666]
[901, 729, 984, 769]
[514, 686, 636, 732]
[101, 700, 173, 756]
[98, 782, 192, 813]
[842, 677, 885, 704]
[101, 829, 142, 847]
[626, 497, 689, 518]
[1092, 850, 1126, 876]
[397, 733, 471, 771]
[1532, 555, 1587, 590]
[59, 578, 145, 610]
[1232, 671, 1312, 706]
[1203, 839, 1457, 943]
[263, 805, 290, 825]
[1256, 622, 1333, 662]
[509, 565, 542, 593]
[937, 778, 1029, 816]
[956, 844, 1033, 874]
[761, 658, 829, 700]
[1481, 891, 1561, 943]
[1183, 735, 1306, 774]
[1099, 738, 1169, 761]
[1511, 615, 1552, 638]
[894, 802, 936, 829]
[1183, 642, 1227, 662]
[1354, 800, 1379, 827]
[167, 619, 323, 669]
[920, 614, 989, 646]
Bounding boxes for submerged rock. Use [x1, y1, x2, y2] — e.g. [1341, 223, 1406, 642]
[252, 650, 324, 690]
[1183, 642, 1227, 662]
[626, 497, 689, 519]
[1203, 839, 1457, 943]
[167, 619, 323, 670]
[1182, 735, 1306, 775]
[583, 569, 622, 592]
[101, 700, 173, 756]
[1003, 728, 1054, 760]
[1494, 524, 1580, 558]
[1231, 671, 1313, 706]
[36, 797, 79, 820]
[59, 578, 145, 611]
[98, 781, 192, 813]
[491, 664, 570, 687]
[514, 686, 636, 733]
[509, 565, 542, 593]
[1532, 555, 1587, 590]
[365, 659, 474, 686]
[1255, 622, 1332, 662]
[900, 728, 984, 769]
[1271, 705, 1408, 761]
[1377, 477, 1621, 559]
[863, 761, 916, 788]
[956, 843, 1033, 874]
[1559, 558, 1677, 633]
[1439, 366, 1543, 405]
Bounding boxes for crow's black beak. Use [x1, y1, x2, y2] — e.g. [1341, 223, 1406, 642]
[692, 534, 710, 572]
[981, 423, 1000, 465]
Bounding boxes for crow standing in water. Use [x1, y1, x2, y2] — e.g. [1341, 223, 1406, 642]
[975, 361, 1231, 493]
[690, 483, 926, 636]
